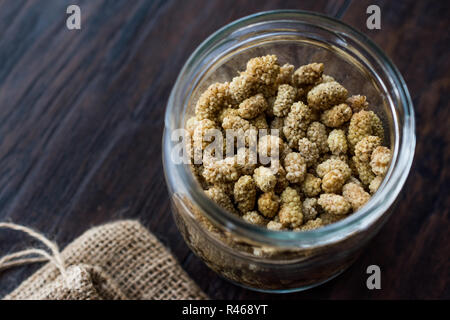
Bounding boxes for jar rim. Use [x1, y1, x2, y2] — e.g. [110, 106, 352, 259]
[163, 10, 416, 247]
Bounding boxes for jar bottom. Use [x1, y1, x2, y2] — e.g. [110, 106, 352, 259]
[219, 265, 350, 293]
[172, 194, 366, 293]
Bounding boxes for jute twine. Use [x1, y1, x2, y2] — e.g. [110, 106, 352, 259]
[0, 220, 208, 300]
[0, 223, 67, 282]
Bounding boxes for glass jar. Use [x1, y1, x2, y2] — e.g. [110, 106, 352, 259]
[163, 10, 415, 292]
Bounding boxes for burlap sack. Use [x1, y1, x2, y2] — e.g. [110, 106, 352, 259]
[3, 220, 207, 300]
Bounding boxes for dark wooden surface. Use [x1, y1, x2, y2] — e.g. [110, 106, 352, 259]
[0, 0, 448, 299]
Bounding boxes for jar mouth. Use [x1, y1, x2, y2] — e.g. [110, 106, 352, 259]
[164, 10, 416, 247]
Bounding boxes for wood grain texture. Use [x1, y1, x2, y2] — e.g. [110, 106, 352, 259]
[0, 0, 448, 299]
